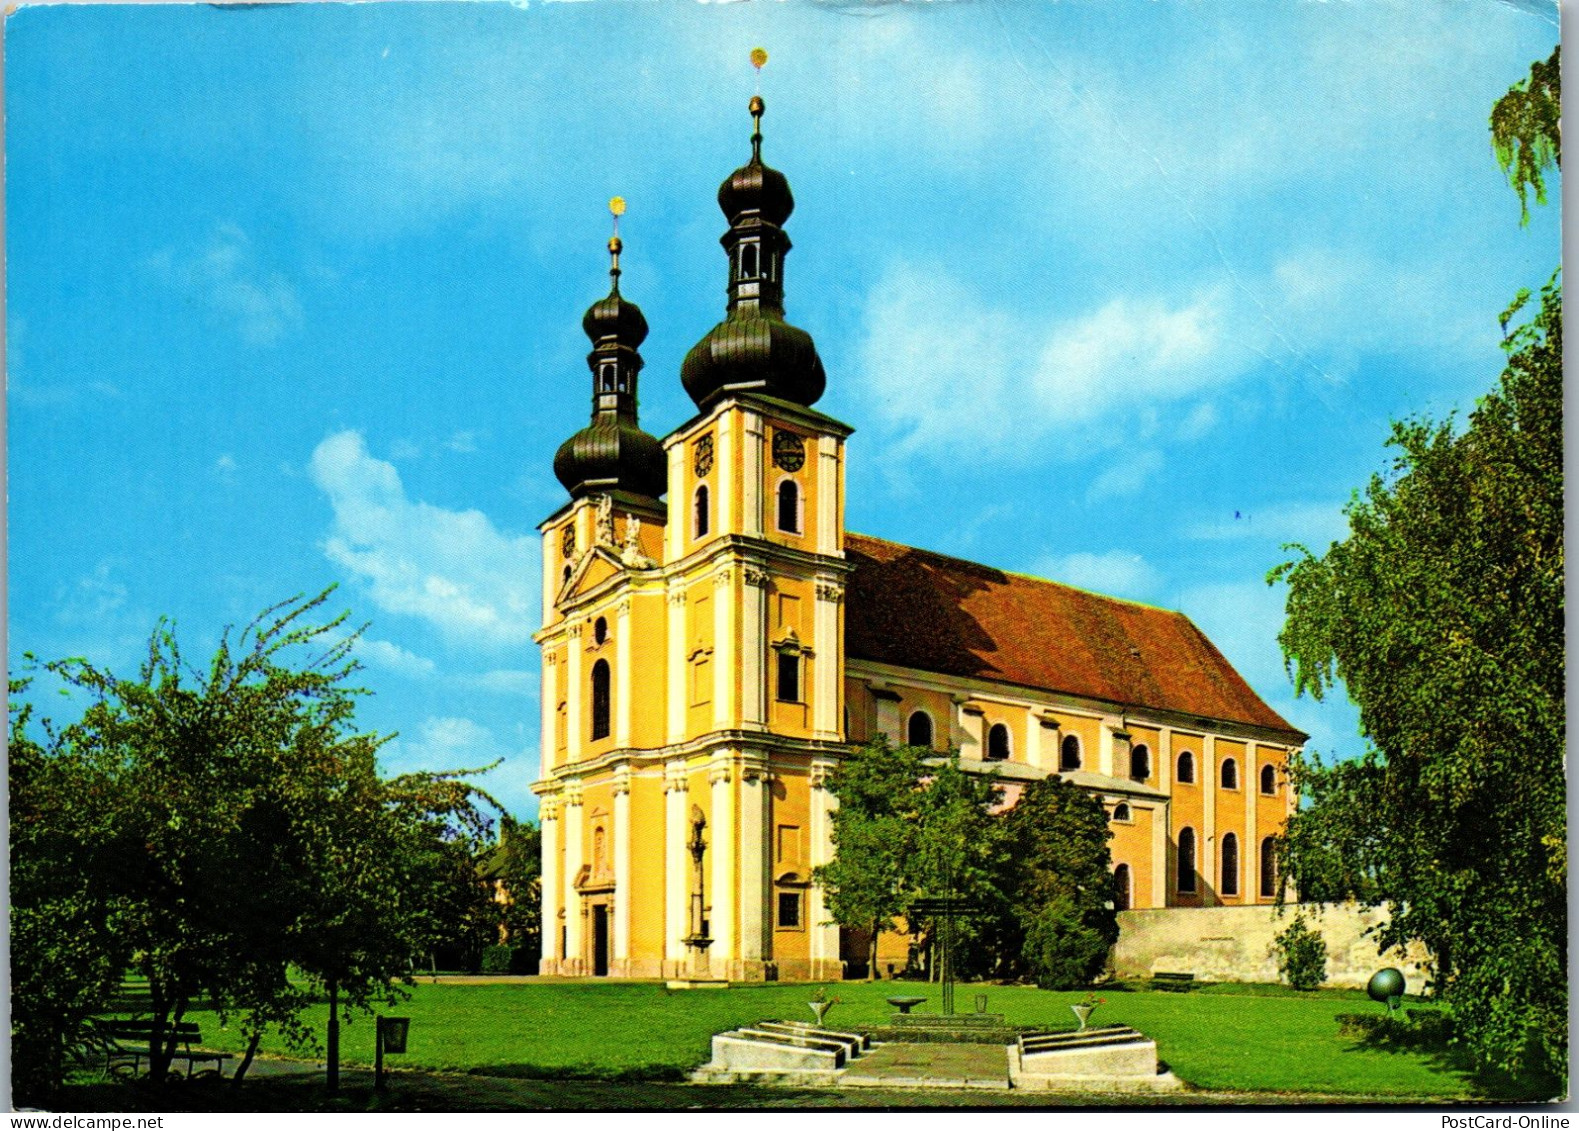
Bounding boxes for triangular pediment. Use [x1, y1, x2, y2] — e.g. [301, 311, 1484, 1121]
[558, 546, 627, 606]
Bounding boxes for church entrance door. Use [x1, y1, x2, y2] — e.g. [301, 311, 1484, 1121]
[591, 905, 610, 977]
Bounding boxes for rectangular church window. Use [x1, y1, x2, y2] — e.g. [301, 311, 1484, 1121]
[776, 652, 800, 702]
[777, 892, 801, 929]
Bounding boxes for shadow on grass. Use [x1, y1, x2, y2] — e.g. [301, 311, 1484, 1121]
[1336, 1011, 1561, 1102]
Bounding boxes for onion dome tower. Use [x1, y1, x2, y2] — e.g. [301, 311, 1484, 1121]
[680, 85, 826, 410]
[554, 200, 667, 504]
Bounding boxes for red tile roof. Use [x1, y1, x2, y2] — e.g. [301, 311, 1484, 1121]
[843, 532, 1305, 740]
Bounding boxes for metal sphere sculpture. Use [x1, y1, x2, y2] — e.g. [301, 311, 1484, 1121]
[1367, 967, 1406, 1013]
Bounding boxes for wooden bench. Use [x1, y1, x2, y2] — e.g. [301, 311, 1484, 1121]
[1150, 971, 1197, 991]
[93, 1020, 234, 1079]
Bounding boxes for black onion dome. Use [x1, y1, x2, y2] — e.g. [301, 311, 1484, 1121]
[553, 419, 666, 501]
[681, 313, 826, 407]
[582, 286, 649, 346]
[718, 156, 794, 227]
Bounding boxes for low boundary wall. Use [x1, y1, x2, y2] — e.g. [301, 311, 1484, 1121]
[1114, 902, 1432, 991]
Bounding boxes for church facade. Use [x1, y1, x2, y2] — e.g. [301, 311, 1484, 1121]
[532, 95, 1305, 981]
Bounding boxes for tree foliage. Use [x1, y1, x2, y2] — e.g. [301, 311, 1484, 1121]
[494, 815, 544, 956]
[1269, 267, 1563, 1077]
[999, 776, 1118, 988]
[812, 738, 930, 979]
[814, 740, 1116, 986]
[1490, 47, 1560, 224]
[9, 592, 499, 1099]
[1272, 914, 1329, 992]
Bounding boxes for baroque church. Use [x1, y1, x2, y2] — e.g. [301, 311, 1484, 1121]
[532, 93, 1305, 981]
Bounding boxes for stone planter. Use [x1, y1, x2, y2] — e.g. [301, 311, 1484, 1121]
[809, 1001, 832, 1026]
[1071, 1004, 1094, 1031]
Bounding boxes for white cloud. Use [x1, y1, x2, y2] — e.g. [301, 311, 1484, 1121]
[54, 561, 129, 627]
[309, 430, 540, 648]
[1086, 450, 1164, 502]
[860, 263, 1251, 461]
[1027, 550, 1160, 600]
[148, 223, 302, 346]
[355, 637, 437, 679]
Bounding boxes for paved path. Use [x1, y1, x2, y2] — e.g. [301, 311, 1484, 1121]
[841, 1042, 1012, 1090]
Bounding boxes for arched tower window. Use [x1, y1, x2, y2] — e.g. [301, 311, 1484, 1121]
[1059, 734, 1081, 772]
[1177, 750, 1196, 783]
[1260, 836, 1277, 898]
[1221, 832, 1240, 896]
[590, 659, 611, 741]
[1114, 863, 1131, 911]
[740, 241, 759, 279]
[1131, 744, 1150, 782]
[1178, 827, 1198, 894]
[1261, 764, 1277, 795]
[694, 484, 710, 539]
[593, 616, 608, 646]
[987, 723, 1010, 761]
[777, 480, 800, 533]
[1221, 758, 1239, 790]
[907, 710, 934, 749]
[1112, 802, 1131, 822]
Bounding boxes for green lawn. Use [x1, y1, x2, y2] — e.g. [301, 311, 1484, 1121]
[146, 979, 1557, 1101]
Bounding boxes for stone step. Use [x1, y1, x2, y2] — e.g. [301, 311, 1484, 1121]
[754, 1021, 869, 1055]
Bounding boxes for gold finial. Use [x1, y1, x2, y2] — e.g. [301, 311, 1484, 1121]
[607, 197, 625, 284]
[748, 50, 767, 159]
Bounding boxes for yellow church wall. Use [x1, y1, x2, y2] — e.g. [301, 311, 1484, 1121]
[628, 596, 668, 750]
[768, 764, 813, 977]
[1108, 802, 1155, 910]
[628, 773, 668, 972]
[1169, 731, 1206, 906]
[1214, 739, 1247, 905]
[765, 574, 817, 740]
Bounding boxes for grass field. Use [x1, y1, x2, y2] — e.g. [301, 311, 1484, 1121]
[142, 979, 1558, 1102]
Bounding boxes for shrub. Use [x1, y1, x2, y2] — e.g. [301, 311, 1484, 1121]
[1273, 914, 1328, 991]
[480, 945, 514, 974]
[1022, 894, 1113, 989]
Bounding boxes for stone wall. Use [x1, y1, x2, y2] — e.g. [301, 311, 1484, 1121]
[1113, 903, 1432, 991]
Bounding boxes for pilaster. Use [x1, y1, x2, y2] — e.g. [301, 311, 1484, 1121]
[815, 435, 839, 555]
[562, 779, 585, 972]
[808, 758, 840, 979]
[613, 767, 632, 962]
[665, 443, 684, 562]
[666, 590, 686, 744]
[663, 761, 689, 964]
[1202, 735, 1217, 907]
[738, 759, 770, 969]
[812, 578, 843, 739]
[741, 566, 769, 729]
[540, 653, 559, 776]
[712, 568, 735, 729]
[709, 759, 735, 968]
[539, 795, 561, 966]
[615, 598, 633, 748]
[1245, 741, 1258, 900]
[742, 412, 765, 537]
[566, 622, 584, 764]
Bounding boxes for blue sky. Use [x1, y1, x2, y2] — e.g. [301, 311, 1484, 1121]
[7, 0, 1560, 823]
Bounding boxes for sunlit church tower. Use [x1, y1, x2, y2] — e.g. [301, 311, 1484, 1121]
[533, 80, 1305, 981]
